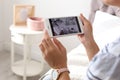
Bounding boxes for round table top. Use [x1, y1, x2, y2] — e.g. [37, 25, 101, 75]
[10, 25, 43, 35]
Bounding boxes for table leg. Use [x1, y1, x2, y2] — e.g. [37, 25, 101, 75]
[27, 45, 31, 61]
[11, 41, 14, 67]
[23, 35, 28, 80]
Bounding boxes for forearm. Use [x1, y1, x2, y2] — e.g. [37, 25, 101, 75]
[58, 71, 70, 80]
[83, 39, 99, 61]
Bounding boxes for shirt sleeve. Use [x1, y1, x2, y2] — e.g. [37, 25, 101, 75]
[85, 37, 120, 80]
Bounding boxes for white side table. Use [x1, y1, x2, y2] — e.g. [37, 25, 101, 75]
[9, 25, 44, 80]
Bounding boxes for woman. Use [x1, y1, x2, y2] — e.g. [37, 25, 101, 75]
[39, 0, 120, 80]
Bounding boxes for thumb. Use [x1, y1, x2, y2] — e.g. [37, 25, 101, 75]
[43, 29, 50, 39]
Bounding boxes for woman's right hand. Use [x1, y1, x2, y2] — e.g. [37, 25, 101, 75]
[39, 30, 67, 69]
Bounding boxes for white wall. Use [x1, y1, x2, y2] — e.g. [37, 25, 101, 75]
[1, 0, 13, 51]
[37, 0, 91, 18]
[0, 1, 4, 51]
[11, 0, 91, 18]
[0, 0, 91, 75]
[2, 0, 91, 51]
[1, 0, 92, 59]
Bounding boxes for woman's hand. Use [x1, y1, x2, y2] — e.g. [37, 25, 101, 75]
[78, 14, 99, 60]
[78, 14, 94, 44]
[39, 30, 67, 69]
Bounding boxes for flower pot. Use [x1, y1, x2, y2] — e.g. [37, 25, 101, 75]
[27, 17, 44, 31]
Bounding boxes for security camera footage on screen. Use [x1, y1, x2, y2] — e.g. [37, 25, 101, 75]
[49, 16, 82, 36]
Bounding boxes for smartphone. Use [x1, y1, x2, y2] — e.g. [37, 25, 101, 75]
[45, 16, 84, 37]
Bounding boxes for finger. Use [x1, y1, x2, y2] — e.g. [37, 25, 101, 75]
[43, 29, 55, 47]
[44, 29, 50, 39]
[46, 38, 55, 47]
[77, 34, 84, 38]
[53, 38, 64, 50]
[80, 14, 88, 25]
[80, 14, 87, 21]
[41, 29, 50, 41]
[39, 43, 45, 51]
[39, 43, 46, 57]
[41, 39, 49, 49]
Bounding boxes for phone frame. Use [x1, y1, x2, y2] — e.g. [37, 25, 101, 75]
[45, 16, 84, 37]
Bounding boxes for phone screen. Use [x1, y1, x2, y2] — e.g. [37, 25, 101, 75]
[49, 16, 82, 36]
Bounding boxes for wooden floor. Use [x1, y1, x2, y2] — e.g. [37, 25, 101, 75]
[0, 50, 42, 80]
